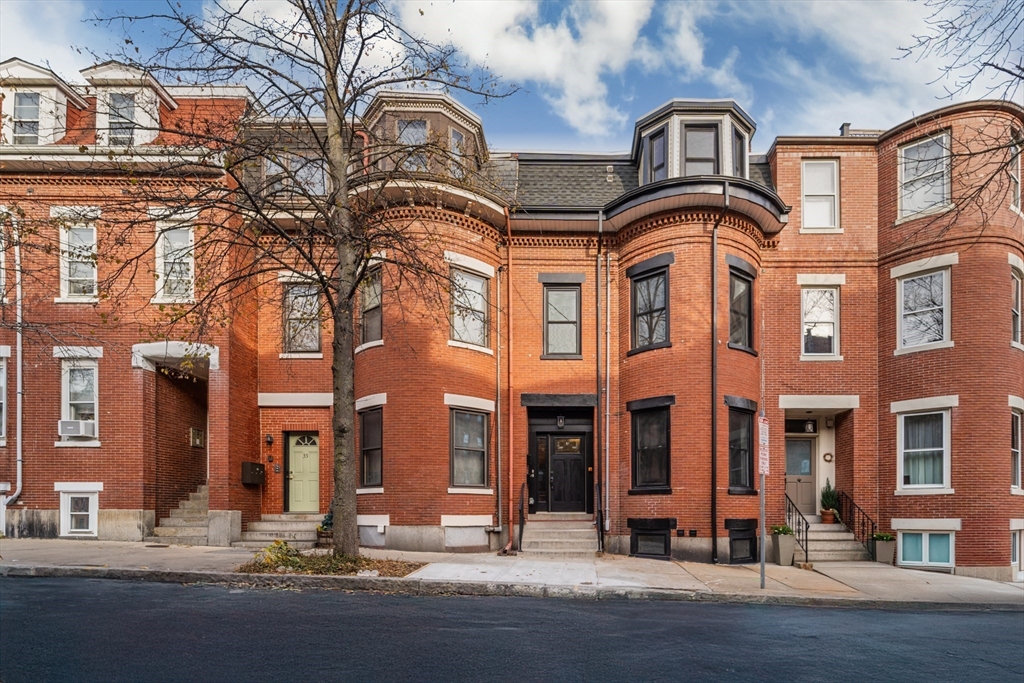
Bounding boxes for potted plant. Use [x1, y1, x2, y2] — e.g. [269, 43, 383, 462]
[873, 532, 896, 565]
[820, 479, 840, 524]
[316, 507, 334, 548]
[770, 524, 796, 566]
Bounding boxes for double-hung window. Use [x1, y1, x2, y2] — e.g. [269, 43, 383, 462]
[61, 223, 97, 300]
[61, 360, 98, 443]
[398, 119, 428, 172]
[1012, 410, 1021, 490]
[729, 267, 754, 350]
[1012, 267, 1021, 345]
[1010, 140, 1020, 210]
[802, 160, 839, 230]
[283, 283, 321, 353]
[0, 358, 6, 439]
[682, 123, 718, 176]
[56, 484, 102, 537]
[13, 92, 40, 145]
[643, 127, 667, 183]
[543, 285, 581, 357]
[108, 93, 136, 146]
[802, 287, 838, 356]
[450, 128, 466, 178]
[732, 128, 746, 178]
[632, 271, 668, 350]
[451, 268, 488, 347]
[728, 407, 754, 492]
[898, 411, 950, 491]
[899, 133, 950, 218]
[630, 401, 672, 492]
[361, 268, 382, 345]
[155, 224, 193, 301]
[360, 408, 382, 488]
[451, 409, 487, 487]
[898, 270, 949, 350]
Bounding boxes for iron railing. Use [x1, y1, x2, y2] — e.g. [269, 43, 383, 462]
[516, 482, 527, 552]
[837, 490, 877, 560]
[595, 482, 605, 553]
[785, 493, 810, 561]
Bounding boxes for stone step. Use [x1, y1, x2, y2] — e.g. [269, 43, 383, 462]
[176, 500, 209, 513]
[238, 530, 318, 542]
[189, 491, 209, 503]
[803, 539, 872, 552]
[796, 548, 872, 562]
[521, 528, 596, 540]
[145, 535, 208, 546]
[158, 516, 210, 527]
[258, 514, 325, 523]
[246, 521, 320, 533]
[231, 540, 317, 550]
[168, 507, 208, 519]
[152, 526, 209, 537]
[808, 523, 852, 532]
[521, 521, 595, 531]
[522, 539, 599, 551]
[807, 531, 857, 541]
[528, 513, 593, 522]
[518, 549, 597, 559]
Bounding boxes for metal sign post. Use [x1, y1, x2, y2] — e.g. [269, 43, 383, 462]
[758, 414, 770, 590]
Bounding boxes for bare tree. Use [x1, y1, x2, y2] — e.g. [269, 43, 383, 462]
[58, 0, 516, 555]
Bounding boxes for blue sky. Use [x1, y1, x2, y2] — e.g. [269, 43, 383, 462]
[0, 0, 1001, 153]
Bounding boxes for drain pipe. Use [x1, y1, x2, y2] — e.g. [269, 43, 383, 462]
[494, 262, 503, 533]
[503, 207, 515, 552]
[595, 213, 602, 522]
[710, 181, 729, 564]
[1, 208, 24, 509]
[604, 238, 611, 531]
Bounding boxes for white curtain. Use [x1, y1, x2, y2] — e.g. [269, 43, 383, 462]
[903, 413, 943, 485]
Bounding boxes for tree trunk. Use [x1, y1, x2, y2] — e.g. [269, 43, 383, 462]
[331, 287, 358, 556]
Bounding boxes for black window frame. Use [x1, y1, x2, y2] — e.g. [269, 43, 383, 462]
[359, 407, 383, 488]
[282, 282, 321, 353]
[643, 126, 668, 184]
[629, 397, 674, 494]
[361, 267, 382, 345]
[542, 284, 582, 358]
[450, 408, 489, 488]
[682, 123, 719, 176]
[728, 266, 755, 354]
[630, 269, 669, 353]
[732, 128, 746, 178]
[728, 407, 755, 494]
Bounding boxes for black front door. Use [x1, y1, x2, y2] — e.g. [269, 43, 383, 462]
[528, 420, 592, 514]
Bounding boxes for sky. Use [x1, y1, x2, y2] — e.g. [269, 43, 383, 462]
[0, 0, 1008, 153]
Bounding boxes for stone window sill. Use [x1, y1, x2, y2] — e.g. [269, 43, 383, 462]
[356, 487, 384, 495]
[447, 487, 494, 495]
[54, 297, 98, 305]
[894, 340, 954, 356]
[54, 440, 102, 448]
[447, 340, 493, 356]
[354, 340, 384, 354]
[894, 488, 954, 496]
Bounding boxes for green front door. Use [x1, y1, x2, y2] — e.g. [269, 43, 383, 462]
[288, 433, 319, 513]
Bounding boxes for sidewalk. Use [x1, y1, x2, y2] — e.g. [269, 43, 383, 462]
[2, 538, 1022, 610]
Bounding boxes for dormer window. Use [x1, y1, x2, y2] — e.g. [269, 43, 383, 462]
[397, 119, 428, 172]
[682, 124, 718, 176]
[13, 92, 40, 144]
[109, 93, 136, 146]
[732, 128, 746, 178]
[643, 127, 667, 184]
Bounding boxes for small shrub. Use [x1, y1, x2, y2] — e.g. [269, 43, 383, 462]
[770, 524, 794, 536]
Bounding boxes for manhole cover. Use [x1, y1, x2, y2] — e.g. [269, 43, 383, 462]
[145, 544, 170, 548]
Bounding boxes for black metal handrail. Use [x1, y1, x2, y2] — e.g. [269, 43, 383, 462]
[595, 482, 605, 553]
[785, 493, 810, 561]
[516, 482, 527, 552]
[837, 490, 877, 560]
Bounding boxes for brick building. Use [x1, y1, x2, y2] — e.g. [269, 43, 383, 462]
[2, 58, 1022, 581]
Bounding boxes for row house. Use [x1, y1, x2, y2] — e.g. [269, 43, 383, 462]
[1, 57, 1022, 581]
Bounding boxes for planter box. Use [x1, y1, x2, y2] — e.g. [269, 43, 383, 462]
[875, 540, 896, 565]
[772, 534, 796, 566]
[316, 530, 334, 548]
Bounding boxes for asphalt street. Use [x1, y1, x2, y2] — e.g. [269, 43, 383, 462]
[1, 577, 1021, 683]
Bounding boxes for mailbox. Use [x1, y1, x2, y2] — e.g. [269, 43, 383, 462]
[241, 461, 265, 485]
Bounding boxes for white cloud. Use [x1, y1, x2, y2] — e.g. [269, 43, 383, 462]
[0, 0, 106, 80]
[658, 2, 752, 103]
[398, 0, 656, 137]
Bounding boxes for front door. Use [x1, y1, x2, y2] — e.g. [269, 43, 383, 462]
[549, 435, 586, 512]
[287, 433, 319, 513]
[785, 438, 815, 515]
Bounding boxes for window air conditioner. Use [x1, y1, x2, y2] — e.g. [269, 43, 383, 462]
[58, 420, 96, 438]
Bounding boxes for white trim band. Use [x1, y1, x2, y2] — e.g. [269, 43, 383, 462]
[890, 395, 959, 413]
[54, 482, 104, 492]
[53, 346, 103, 359]
[444, 393, 495, 412]
[448, 487, 494, 495]
[357, 514, 390, 527]
[258, 393, 333, 407]
[778, 395, 859, 410]
[797, 274, 846, 286]
[354, 339, 384, 354]
[444, 250, 495, 278]
[1010, 395, 1024, 412]
[50, 206, 101, 220]
[441, 514, 493, 527]
[891, 518, 961, 531]
[356, 488, 384, 495]
[0, 346, 10, 358]
[890, 252, 958, 279]
[355, 393, 387, 411]
[1010, 253, 1024, 271]
[1011, 519, 1024, 531]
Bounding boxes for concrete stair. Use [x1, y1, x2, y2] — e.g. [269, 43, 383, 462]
[145, 485, 209, 546]
[519, 513, 599, 558]
[794, 521, 872, 563]
[231, 513, 322, 550]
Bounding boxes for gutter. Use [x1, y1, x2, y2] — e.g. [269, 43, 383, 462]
[710, 181, 729, 563]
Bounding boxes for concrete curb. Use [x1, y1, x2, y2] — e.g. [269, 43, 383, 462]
[3, 563, 1022, 612]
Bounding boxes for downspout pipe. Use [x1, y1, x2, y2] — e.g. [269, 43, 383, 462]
[1, 208, 24, 508]
[494, 262, 503, 532]
[596, 212, 602, 522]
[710, 181, 729, 564]
[503, 206, 515, 552]
[604, 231, 610, 530]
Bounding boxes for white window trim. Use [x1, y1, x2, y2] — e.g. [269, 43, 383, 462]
[53, 346, 104, 359]
[1012, 407, 1022, 493]
[890, 395, 959, 413]
[0, 357, 6, 440]
[448, 487, 494, 495]
[897, 132, 952, 222]
[895, 408, 952, 494]
[356, 487, 384, 495]
[278, 352, 323, 360]
[444, 393, 495, 412]
[897, 530, 955, 568]
[890, 252, 960, 280]
[444, 250, 494, 278]
[59, 359, 99, 445]
[55, 482, 103, 537]
[1010, 140, 1021, 211]
[56, 222, 98, 303]
[447, 339, 494, 355]
[800, 159, 840, 232]
[895, 267, 953, 355]
[800, 285, 841, 360]
[151, 221, 195, 304]
[1011, 257, 1022, 349]
[355, 393, 387, 411]
[354, 339, 384, 354]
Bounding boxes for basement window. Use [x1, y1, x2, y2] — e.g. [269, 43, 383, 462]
[55, 483, 103, 537]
